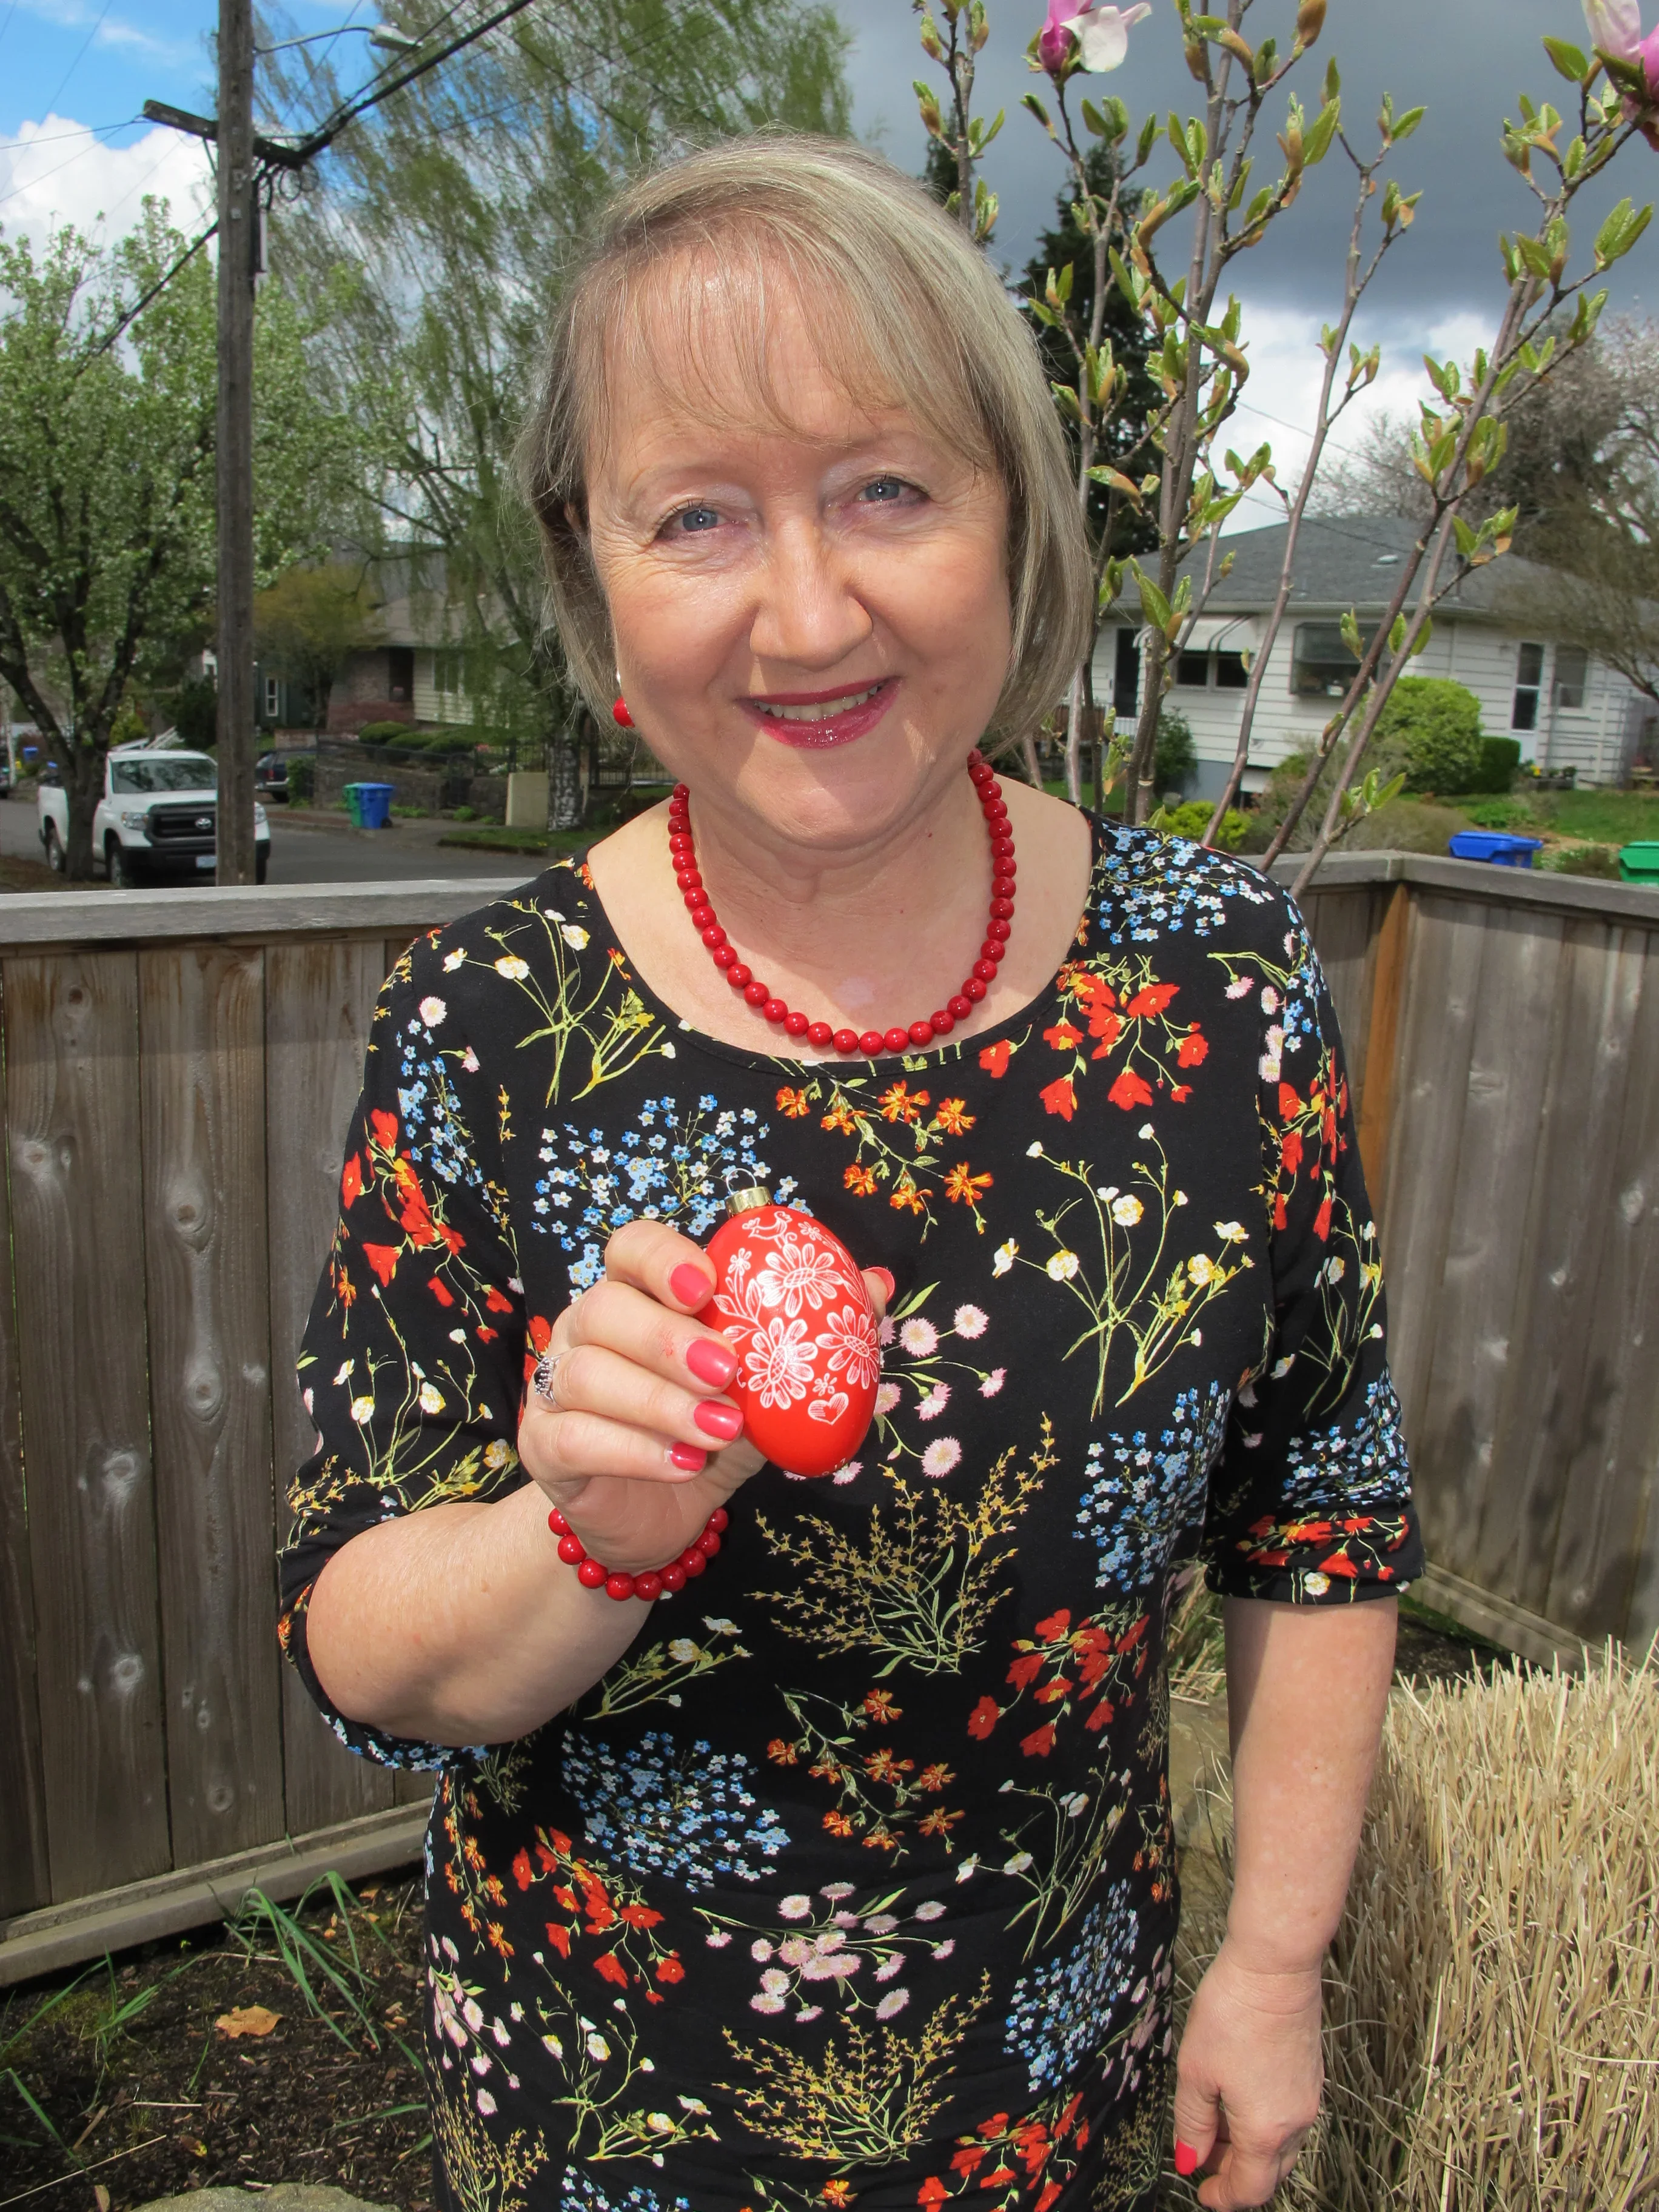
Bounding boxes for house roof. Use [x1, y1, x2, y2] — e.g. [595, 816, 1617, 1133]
[1197, 514, 1557, 622]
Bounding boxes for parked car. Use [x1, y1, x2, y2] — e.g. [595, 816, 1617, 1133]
[0, 756, 10, 797]
[255, 749, 300, 801]
[38, 743, 270, 884]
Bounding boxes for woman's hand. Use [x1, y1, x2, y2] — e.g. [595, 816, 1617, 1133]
[1171, 1939, 1324, 2209]
[518, 1218, 888, 1577]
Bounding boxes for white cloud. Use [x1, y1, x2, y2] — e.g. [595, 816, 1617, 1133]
[1216, 298, 1500, 535]
[0, 117, 213, 260]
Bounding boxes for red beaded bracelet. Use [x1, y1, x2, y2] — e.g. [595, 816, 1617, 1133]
[548, 1504, 728, 1603]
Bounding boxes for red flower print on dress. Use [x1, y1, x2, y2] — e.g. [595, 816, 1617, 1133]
[341, 1154, 363, 1207]
[1108, 1068, 1154, 1111]
[362, 1242, 400, 1287]
[1176, 1028, 1208, 1067]
[978, 1040, 1013, 1077]
[369, 1108, 398, 1151]
[1039, 1076, 1076, 1120]
[1125, 982, 1178, 1017]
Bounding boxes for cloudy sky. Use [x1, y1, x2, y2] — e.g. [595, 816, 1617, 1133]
[1, 0, 1652, 528]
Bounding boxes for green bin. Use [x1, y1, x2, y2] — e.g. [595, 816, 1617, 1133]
[1618, 841, 1659, 883]
[343, 781, 368, 829]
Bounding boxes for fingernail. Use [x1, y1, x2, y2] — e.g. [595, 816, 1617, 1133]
[868, 1267, 896, 1304]
[669, 1262, 714, 1308]
[686, 1338, 738, 1388]
[669, 1442, 707, 1472]
[694, 1401, 743, 1442]
[1174, 2142, 1199, 2179]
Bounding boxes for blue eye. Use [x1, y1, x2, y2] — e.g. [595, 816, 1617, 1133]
[671, 504, 721, 534]
[861, 476, 907, 503]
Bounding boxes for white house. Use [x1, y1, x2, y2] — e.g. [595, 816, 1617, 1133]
[1096, 515, 1656, 803]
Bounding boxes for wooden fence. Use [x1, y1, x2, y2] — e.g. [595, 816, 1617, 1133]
[1, 854, 1655, 1981]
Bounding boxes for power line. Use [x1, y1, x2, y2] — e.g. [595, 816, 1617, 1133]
[40, 0, 114, 120]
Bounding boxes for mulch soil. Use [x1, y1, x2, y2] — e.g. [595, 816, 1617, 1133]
[0, 1614, 1506, 2212]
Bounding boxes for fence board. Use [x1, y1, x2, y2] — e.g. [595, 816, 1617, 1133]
[1413, 905, 1566, 1588]
[1375, 896, 1487, 1555]
[1480, 919, 1647, 1623]
[0, 1003, 50, 1918]
[4, 951, 169, 1900]
[266, 939, 395, 1834]
[140, 943, 285, 1867]
[1302, 886, 1381, 1115]
[1543, 929, 1659, 1639]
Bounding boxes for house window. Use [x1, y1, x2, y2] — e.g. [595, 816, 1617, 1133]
[1512, 641, 1544, 731]
[1175, 651, 1210, 687]
[1112, 629, 1141, 717]
[264, 675, 280, 720]
[1291, 622, 1373, 696]
[1555, 644, 1588, 709]
[1215, 651, 1249, 689]
[388, 646, 414, 703]
[435, 648, 463, 695]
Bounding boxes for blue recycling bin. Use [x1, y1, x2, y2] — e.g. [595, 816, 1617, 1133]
[1447, 831, 1544, 868]
[349, 780, 395, 830]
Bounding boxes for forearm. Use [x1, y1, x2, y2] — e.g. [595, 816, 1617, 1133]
[1221, 1594, 1397, 1976]
[305, 1483, 648, 1746]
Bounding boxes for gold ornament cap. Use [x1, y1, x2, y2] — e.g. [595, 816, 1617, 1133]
[725, 1185, 772, 1217]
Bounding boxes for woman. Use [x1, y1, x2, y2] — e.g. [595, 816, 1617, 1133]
[281, 139, 1421, 2212]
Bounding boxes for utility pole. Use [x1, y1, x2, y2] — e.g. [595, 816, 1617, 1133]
[216, 0, 257, 886]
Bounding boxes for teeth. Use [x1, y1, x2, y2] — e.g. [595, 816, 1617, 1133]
[760, 685, 883, 723]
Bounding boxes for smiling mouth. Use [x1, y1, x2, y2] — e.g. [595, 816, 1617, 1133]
[751, 681, 890, 723]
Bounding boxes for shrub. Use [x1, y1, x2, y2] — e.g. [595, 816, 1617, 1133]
[286, 755, 314, 802]
[1175, 1646, 1659, 2210]
[1155, 799, 1249, 851]
[1468, 734, 1522, 793]
[1545, 842, 1621, 878]
[357, 719, 415, 745]
[1373, 675, 1484, 795]
[1154, 707, 1197, 798]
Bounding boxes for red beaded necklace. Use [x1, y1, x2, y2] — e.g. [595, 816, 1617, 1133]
[670, 748, 1016, 1056]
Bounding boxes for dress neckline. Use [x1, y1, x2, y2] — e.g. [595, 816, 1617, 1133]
[554, 811, 1108, 1077]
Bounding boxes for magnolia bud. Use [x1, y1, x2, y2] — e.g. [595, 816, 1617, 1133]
[1296, 0, 1326, 43]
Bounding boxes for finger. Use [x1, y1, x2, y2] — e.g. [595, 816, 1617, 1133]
[534, 1339, 744, 1460]
[525, 1397, 717, 1487]
[863, 1266, 894, 1321]
[603, 1217, 717, 1313]
[1172, 2072, 1220, 2185]
[1196, 2135, 1297, 2212]
[563, 1277, 741, 1399]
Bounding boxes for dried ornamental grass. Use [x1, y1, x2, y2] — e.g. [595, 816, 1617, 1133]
[1176, 1642, 1659, 2210]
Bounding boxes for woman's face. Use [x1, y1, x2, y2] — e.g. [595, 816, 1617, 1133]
[583, 267, 1013, 853]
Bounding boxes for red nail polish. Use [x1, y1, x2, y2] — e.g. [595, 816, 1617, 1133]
[686, 1338, 738, 1387]
[669, 1262, 713, 1308]
[868, 1267, 896, 1304]
[1174, 2141, 1199, 2179]
[694, 1401, 743, 1442]
[669, 1442, 707, 1472]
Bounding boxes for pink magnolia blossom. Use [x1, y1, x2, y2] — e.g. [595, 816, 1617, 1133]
[1039, 0, 1151, 78]
[1584, 0, 1659, 141]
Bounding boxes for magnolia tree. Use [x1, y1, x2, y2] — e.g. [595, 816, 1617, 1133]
[911, 0, 1657, 890]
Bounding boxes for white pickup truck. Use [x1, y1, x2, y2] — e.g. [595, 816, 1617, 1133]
[39, 742, 270, 885]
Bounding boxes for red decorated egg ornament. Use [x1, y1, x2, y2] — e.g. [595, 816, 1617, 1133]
[699, 1190, 880, 1478]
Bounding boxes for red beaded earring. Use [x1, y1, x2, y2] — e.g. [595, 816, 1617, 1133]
[612, 696, 633, 728]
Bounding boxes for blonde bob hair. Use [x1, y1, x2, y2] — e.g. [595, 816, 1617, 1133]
[518, 135, 1092, 745]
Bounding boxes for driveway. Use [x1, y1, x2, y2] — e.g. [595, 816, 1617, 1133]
[0, 793, 547, 890]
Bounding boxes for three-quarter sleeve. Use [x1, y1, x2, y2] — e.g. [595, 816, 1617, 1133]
[278, 934, 539, 1766]
[1204, 897, 1425, 1604]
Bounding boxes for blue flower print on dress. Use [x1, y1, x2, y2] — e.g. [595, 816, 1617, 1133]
[1095, 825, 1276, 948]
[394, 1014, 480, 1190]
[1004, 1880, 1138, 2094]
[532, 1094, 797, 1290]
[560, 1728, 790, 1891]
[1276, 1372, 1412, 1519]
[560, 2172, 693, 2212]
[1075, 1382, 1232, 1594]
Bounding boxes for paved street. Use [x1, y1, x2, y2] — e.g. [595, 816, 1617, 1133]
[0, 792, 546, 889]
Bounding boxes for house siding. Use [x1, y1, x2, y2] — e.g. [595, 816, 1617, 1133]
[1094, 614, 1645, 798]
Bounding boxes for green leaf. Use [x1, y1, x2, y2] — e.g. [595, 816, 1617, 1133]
[1389, 104, 1425, 142]
[1133, 565, 1172, 632]
[1341, 608, 1364, 660]
[1303, 96, 1341, 163]
[1021, 90, 1056, 135]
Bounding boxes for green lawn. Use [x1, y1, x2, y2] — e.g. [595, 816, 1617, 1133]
[1458, 788, 1659, 843]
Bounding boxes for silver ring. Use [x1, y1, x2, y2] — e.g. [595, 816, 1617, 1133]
[532, 1349, 568, 1406]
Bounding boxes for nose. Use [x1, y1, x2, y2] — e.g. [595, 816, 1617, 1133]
[747, 514, 874, 672]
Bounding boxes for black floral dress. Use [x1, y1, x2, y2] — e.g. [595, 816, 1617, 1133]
[280, 818, 1423, 2212]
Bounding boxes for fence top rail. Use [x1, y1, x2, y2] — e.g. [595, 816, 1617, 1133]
[0, 878, 533, 953]
[1267, 849, 1659, 925]
[0, 850, 1652, 957]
